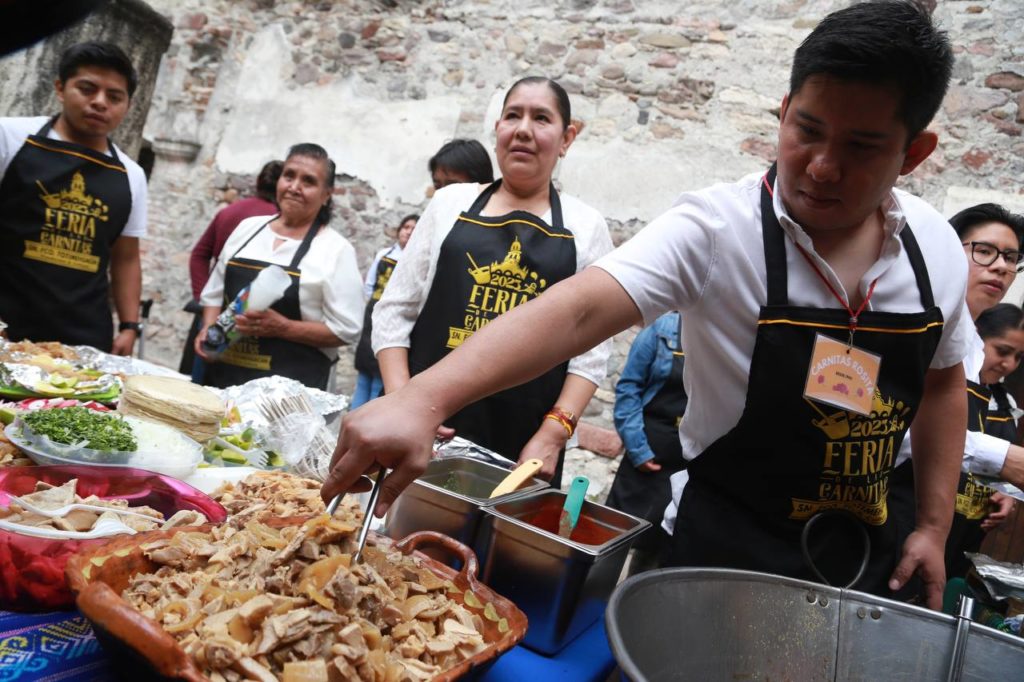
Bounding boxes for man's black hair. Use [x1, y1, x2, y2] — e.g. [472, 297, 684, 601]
[255, 160, 284, 203]
[789, 1, 953, 140]
[58, 41, 138, 97]
[286, 143, 335, 225]
[428, 139, 494, 184]
[950, 203, 1024, 251]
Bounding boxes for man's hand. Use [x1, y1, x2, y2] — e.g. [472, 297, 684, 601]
[889, 527, 947, 610]
[637, 460, 662, 472]
[110, 329, 136, 356]
[981, 492, 1015, 530]
[518, 418, 569, 480]
[322, 388, 440, 517]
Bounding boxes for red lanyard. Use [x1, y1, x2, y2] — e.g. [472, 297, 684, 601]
[795, 244, 878, 348]
[762, 173, 878, 346]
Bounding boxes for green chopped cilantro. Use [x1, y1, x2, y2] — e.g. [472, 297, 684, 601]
[22, 407, 137, 453]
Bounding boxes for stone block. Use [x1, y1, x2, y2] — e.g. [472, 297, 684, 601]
[611, 42, 637, 59]
[639, 32, 690, 49]
[505, 34, 527, 56]
[740, 136, 777, 162]
[566, 49, 600, 67]
[986, 71, 1024, 92]
[1017, 94, 1024, 124]
[377, 49, 407, 62]
[601, 64, 625, 80]
[576, 422, 623, 459]
[361, 19, 381, 40]
[650, 120, 683, 139]
[649, 52, 679, 69]
[538, 41, 567, 57]
[962, 148, 991, 170]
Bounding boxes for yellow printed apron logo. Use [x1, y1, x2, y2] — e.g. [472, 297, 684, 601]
[372, 264, 394, 301]
[955, 475, 995, 521]
[447, 237, 548, 349]
[220, 339, 273, 371]
[792, 389, 912, 525]
[26, 171, 107, 273]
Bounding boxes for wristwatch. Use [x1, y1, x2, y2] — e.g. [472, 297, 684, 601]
[119, 321, 143, 333]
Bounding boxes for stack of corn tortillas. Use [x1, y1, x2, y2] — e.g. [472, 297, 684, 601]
[118, 376, 224, 443]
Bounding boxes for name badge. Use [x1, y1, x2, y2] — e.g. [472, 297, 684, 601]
[804, 333, 881, 417]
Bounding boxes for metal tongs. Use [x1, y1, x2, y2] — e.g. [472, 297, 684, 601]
[325, 468, 386, 564]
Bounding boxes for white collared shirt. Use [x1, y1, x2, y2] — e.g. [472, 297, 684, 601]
[200, 215, 364, 358]
[372, 182, 615, 386]
[0, 116, 148, 238]
[593, 171, 972, 534]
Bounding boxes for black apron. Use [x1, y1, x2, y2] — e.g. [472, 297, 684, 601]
[0, 117, 132, 351]
[408, 180, 577, 484]
[203, 217, 333, 390]
[985, 383, 1018, 443]
[354, 247, 399, 376]
[606, 321, 688, 551]
[889, 380, 994, 585]
[667, 164, 944, 595]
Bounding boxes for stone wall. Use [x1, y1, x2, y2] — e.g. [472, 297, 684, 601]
[61, 0, 1023, 488]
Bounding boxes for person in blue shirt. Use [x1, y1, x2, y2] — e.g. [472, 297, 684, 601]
[606, 311, 686, 574]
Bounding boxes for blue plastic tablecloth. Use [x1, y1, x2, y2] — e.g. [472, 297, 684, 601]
[1, 609, 614, 682]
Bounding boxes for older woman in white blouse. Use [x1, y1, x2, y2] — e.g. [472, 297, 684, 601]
[196, 143, 363, 390]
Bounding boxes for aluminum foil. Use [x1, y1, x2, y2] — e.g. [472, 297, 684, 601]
[212, 376, 348, 421]
[967, 553, 1024, 601]
[211, 376, 348, 481]
[433, 436, 516, 469]
[0, 361, 118, 395]
[71, 345, 188, 379]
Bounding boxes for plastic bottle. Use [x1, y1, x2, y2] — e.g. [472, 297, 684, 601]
[201, 265, 291, 360]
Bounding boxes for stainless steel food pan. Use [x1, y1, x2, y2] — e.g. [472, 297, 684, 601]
[383, 455, 546, 567]
[478, 488, 650, 654]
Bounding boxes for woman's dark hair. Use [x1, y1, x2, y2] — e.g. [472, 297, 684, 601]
[502, 76, 572, 131]
[789, 1, 952, 141]
[950, 203, 1024, 250]
[976, 303, 1024, 340]
[255, 160, 284, 203]
[58, 41, 138, 97]
[428, 140, 494, 184]
[388, 213, 420, 238]
[286, 143, 336, 225]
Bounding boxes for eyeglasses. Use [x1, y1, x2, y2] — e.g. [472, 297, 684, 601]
[963, 241, 1024, 273]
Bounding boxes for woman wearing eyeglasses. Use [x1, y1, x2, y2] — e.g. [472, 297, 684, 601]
[889, 202, 1024, 590]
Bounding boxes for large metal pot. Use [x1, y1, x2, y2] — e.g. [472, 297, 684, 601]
[605, 568, 1024, 681]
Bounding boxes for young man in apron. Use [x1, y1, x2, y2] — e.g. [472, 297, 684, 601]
[326, 2, 970, 610]
[0, 42, 146, 355]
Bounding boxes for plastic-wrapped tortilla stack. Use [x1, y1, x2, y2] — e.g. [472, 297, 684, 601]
[118, 376, 224, 443]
